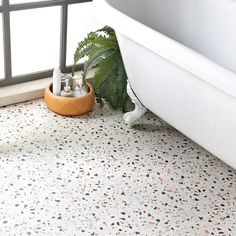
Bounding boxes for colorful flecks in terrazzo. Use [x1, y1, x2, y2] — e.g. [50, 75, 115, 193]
[0, 99, 235, 236]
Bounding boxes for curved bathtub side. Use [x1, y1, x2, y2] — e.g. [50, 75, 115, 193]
[117, 33, 236, 169]
[94, 0, 236, 169]
[94, 0, 236, 99]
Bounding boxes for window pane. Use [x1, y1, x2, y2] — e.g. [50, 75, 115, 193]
[0, 14, 4, 79]
[10, 0, 48, 4]
[67, 2, 103, 66]
[11, 7, 60, 76]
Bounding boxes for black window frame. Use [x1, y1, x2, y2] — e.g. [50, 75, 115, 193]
[0, 0, 91, 87]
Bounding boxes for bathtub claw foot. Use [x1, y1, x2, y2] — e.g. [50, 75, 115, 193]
[124, 81, 147, 127]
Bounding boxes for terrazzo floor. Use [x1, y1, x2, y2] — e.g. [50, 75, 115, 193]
[0, 99, 235, 236]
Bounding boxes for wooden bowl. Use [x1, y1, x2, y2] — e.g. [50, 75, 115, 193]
[44, 83, 95, 116]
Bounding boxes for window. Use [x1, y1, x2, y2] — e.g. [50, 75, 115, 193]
[0, 0, 102, 87]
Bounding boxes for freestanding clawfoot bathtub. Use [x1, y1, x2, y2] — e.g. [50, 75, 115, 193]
[94, 0, 236, 169]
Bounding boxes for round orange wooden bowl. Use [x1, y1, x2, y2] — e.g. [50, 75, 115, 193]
[44, 83, 95, 116]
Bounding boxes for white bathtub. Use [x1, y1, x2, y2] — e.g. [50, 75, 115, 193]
[94, 0, 236, 169]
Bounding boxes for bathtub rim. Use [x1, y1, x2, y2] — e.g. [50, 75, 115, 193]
[94, 0, 236, 100]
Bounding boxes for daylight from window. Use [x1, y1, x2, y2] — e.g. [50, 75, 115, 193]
[0, 1, 102, 86]
[67, 3, 103, 66]
[11, 7, 61, 76]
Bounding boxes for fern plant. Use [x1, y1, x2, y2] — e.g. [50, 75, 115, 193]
[72, 26, 129, 111]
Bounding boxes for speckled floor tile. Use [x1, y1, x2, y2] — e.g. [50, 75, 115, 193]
[0, 99, 235, 236]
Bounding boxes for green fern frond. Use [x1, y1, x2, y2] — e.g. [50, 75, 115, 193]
[74, 44, 93, 63]
[92, 52, 118, 89]
[92, 37, 118, 50]
[83, 47, 114, 79]
[73, 26, 130, 111]
[95, 25, 116, 36]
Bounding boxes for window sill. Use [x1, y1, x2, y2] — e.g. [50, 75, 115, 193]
[0, 78, 51, 107]
[0, 69, 95, 107]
